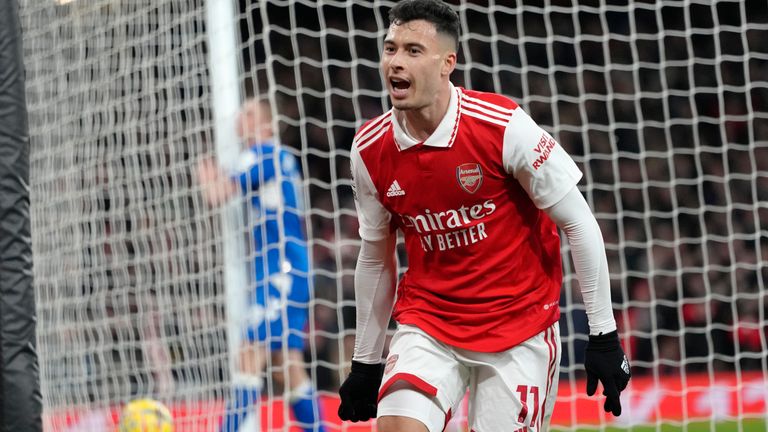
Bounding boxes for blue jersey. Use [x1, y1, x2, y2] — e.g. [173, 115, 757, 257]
[234, 142, 310, 349]
[235, 142, 309, 283]
[223, 140, 326, 432]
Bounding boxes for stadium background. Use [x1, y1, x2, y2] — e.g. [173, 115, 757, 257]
[16, 0, 768, 430]
[251, 0, 768, 390]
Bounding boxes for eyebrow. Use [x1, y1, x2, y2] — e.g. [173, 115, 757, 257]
[383, 39, 428, 50]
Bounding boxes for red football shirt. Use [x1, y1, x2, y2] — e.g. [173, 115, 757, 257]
[350, 85, 582, 352]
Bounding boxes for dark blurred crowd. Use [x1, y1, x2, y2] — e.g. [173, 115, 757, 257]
[233, 0, 768, 391]
[29, 0, 767, 403]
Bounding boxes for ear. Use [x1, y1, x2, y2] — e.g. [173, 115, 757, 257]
[441, 51, 457, 77]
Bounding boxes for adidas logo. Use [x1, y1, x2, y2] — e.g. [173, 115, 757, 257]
[386, 180, 406, 197]
[621, 355, 631, 375]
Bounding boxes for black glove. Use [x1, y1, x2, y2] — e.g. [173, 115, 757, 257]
[338, 360, 384, 422]
[584, 330, 631, 416]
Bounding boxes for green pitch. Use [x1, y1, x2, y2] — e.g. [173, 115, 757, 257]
[552, 419, 767, 432]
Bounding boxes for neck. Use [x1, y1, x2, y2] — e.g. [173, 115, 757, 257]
[398, 82, 452, 141]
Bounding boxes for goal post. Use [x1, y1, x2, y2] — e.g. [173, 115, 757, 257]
[19, 0, 768, 431]
[0, 0, 42, 430]
[23, 1, 237, 430]
[204, 0, 249, 390]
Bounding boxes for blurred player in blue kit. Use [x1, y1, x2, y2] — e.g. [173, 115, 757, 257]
[197, 98, 325, 432]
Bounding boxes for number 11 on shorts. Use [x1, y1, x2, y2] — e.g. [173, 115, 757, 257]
[516, 384, 540, 427]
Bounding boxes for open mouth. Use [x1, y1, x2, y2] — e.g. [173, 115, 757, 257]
[390, 78, 411, 96]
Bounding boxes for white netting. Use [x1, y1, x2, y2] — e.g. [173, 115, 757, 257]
[23, 1, 229, 430]
[21, 0, 768, 431]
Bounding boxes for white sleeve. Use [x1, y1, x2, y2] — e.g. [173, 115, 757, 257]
[545, 186, 617, 336]
[351, 236, 398, 364]
[503, 107, 583, 209]
[350, 145, 392, 241]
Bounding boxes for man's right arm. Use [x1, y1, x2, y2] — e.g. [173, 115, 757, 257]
[338, 236, 397, 422]
[196, 157, 237, 207]
[339, 142, 397, 422]
[352, 235, 398, 363]
[348, 143, 397, 360]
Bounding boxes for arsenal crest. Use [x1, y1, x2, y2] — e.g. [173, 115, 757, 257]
[456, 163, 483, 194]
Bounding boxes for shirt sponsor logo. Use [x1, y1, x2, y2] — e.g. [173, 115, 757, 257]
[400, 200, 497, 252]
[386, 179, 406, 197]
[401, 200, 496, 234]
[456, 163, 483, 194]
[532, 133, 557, 170]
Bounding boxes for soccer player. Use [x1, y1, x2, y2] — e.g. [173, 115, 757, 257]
[337, 1, 631, 431]
[197, 98, 325, 432]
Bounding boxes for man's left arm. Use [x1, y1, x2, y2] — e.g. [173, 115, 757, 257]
[545, 186, 631, 416]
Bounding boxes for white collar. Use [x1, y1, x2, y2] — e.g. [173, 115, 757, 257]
[391, 83, 461, 151]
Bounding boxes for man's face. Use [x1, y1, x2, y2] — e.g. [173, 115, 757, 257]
[236, 100, 272, 144]
[380, 19, 456, 111]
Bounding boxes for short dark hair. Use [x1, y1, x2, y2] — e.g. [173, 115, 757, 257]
[388, 0, 460, 50]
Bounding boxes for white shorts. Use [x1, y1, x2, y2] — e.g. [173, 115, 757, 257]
[377, 323, 561, 432]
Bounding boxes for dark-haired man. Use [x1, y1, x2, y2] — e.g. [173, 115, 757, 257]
[338, 1, 631, 431]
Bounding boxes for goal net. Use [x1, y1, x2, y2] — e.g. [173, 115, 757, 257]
[19, 0, 767, 431]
